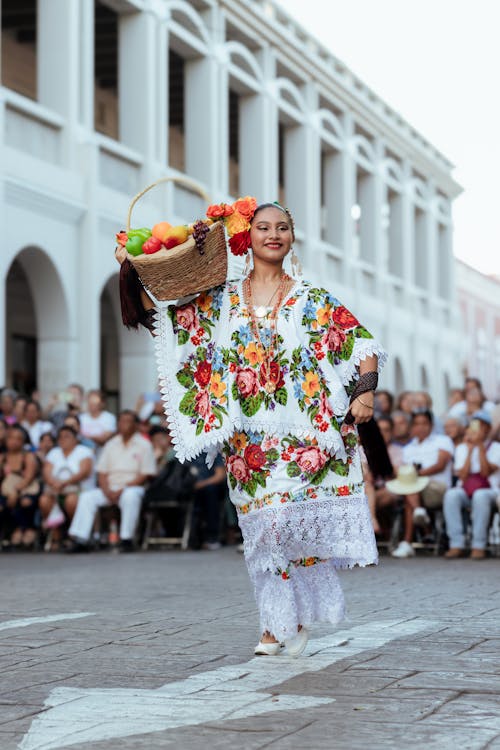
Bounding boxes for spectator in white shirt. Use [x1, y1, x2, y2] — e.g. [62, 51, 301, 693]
[447, 378, 495, 425]
[68, 410, 156, 552]
[391, 409, 454, 558]
[22, 399, 54, 449]
[79, 390, 116, 449]
[443, 410, 500, 560]
[39, 426, 94, 550]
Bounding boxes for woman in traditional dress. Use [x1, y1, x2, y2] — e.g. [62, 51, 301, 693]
[116, 199, 386, 656]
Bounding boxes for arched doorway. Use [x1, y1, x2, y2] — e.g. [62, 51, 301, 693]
[5, 247, 70, 399]
[99, 274, 156, 411]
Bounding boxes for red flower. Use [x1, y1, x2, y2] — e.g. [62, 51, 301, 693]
[331, 306, 359, 329]
[206, 203, 234, 219]
[323, 324, 347, 353]
[235, 367, 259, 398]
[337, 485, 350, 496]
[244, 443, 266, 471]
[194, 361, 212, 387]
[176, 303, 198, 331]
[116, 231, 128, 246]
[295, 446, 328, 474]
[258, 361, 285, 390]
[229, 230, 251, 256]
[227, 455, 251, 483]
[285, 297, 296, 306]
[195, 390, 211, 419]
[281, 572, 290, 580]
[229, 362, 237, 373]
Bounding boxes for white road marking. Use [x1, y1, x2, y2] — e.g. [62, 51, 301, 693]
[0, 613, 95, 632]
[19, 618, 435, 750]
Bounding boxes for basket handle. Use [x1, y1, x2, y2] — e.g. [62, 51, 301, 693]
[126, 175, 211, 232]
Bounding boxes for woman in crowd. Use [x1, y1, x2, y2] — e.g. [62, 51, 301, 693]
[22, 399, 54, 450]
[117, 199, 386, 656]
[39, 425, 94, 550]
[0, 425, 41, 547]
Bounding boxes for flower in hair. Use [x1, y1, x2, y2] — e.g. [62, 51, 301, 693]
[205, 195, 257, 256]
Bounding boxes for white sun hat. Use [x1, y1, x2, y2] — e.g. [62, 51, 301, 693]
[386, 464, 429, 495]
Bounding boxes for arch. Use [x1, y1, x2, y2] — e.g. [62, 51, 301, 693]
[5, 246, 71, 398]
[419, 364, 430, 391]
[352, 134, 375, 165]
[317, 108, 344, 141]
[410, 177, 429, 202]
[275, 77, 306, 114]
[394, 356, 405, 395]
[382, 157, 404, 187]
[168, 1, 210, 46]
[225, 41, 262, 82]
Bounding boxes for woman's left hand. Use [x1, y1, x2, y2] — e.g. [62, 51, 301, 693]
[349, 392, 374, 424]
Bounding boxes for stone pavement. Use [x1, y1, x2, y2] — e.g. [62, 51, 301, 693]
[0, 549, 499, 750]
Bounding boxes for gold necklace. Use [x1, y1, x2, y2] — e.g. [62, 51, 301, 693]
[243, 272, 290, 394]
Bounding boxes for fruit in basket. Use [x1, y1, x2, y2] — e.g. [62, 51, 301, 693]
[116, 231, 128, 246]
[125, 235, 146, 256]
[152, 222, 172, 242]
[128, 228, 152, 242]
[142, 236, 163, 255]
[162, 224, 189, 249]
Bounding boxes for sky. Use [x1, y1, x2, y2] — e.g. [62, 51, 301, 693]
[278, 0, 500, 275]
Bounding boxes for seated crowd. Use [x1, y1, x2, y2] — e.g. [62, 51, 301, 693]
[0, 377, 499, 557]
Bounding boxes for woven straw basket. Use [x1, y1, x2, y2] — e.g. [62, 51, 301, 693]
[127, 176, 228, 301]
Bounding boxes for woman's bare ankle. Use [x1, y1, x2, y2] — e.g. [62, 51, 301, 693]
[261, 631, 279, 644]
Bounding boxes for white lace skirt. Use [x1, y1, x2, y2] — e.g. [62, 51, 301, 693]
[223, 431, 378, 641]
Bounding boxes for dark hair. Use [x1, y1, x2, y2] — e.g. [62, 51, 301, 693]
[411, 408, 433, 425]
[376, 390, 394, 412]
[39, 431, 55, 443]
[26, 399, 42, 412]
[377, 415, 394, 429]
[7, 424, 31, 446]
[69, 383, 84, 396]
[64, 414, 81, 427]
[149, 425, 170, 437]
[119, 409, 139, 423]
[58, 425, 78, 439]
[465, 377, 482, 390]
[251, 202, 296, 241]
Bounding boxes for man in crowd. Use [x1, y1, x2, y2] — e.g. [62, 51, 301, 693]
[391, 410, 412, 448]
[391, 409, 454, 558]
[79, 389, 116, 450]
[443, 410, 500, 559]
[67, 410, 156, 552]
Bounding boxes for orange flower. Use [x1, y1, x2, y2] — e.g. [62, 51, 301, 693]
[232, 196, 257, 220]
[316, 305, 332, 326]
[209, 373, 226, 398]
[225, 211, 250, 237]
[302, 372, 320, 397]
[206, 203, 234, 219]
[197, 293, 213, 312]
[304, 557, 316, 566]
[230, 294, 240, 305]
[244, 342, 264, 365]
[232, 432, 248, 451]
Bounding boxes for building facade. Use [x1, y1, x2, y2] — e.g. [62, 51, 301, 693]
[1, 0, 462, 412]
[456, 261, 500, 402]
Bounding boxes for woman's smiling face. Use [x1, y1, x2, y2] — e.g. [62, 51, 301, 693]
[249, 206, 293, 265]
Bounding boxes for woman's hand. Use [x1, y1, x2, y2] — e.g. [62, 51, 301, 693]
[349, 391, 374, 424]
[115, 245, 128, 265]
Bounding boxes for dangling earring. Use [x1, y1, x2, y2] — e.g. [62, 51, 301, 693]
[243, 251, 252, 277]
[291, 248, 302, 278]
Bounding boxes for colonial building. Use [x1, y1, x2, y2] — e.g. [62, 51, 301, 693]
[1, 0, 462, 412]
[456, 261, 500, 402]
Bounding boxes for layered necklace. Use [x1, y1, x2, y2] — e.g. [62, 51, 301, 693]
[243, 271, 291, 394]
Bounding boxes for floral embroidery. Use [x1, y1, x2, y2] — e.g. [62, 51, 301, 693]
[302, 288, 374, 368]
[235, 477, 365, 514]
[168, 285, 224, 345]
[229, 327, 289, 416]
[275, 556, 328, 579]
[176, 342, 229, 435]
[222, 431, 280, 497]
[289, 346, 338, 433]
[280, 435, 356, 485]
[228, 281, 241, 319]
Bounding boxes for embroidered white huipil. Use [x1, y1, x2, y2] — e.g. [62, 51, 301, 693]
[153, 279, 387, 639]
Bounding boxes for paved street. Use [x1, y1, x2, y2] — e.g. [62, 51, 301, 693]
[0, 549, 499, 750]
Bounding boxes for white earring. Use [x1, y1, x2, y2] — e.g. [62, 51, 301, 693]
[243, 251, 252, 277]
[291, 248, 302, 278]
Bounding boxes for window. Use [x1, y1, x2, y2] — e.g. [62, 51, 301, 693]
[1, 0, 37, 99]
[228, 89, 240, 196]
[168, 49, 185, 171]
[94, 0, 118, 139]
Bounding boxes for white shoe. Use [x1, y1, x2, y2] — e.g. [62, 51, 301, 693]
[391, 541, 415, 558]
[413, 507, 431, 527]
[254, 640, 282, 656]
[285, 627, 309, 657]
[43, 505, 65, 529]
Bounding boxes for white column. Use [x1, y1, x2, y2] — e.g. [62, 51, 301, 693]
[372, 138, 385, 295]
[425, 185, 439, 299]
[118, 11, 159, 164]
[0, 270, 6, 387]
[37, 0, 80, 164]
[239, 87, 278, 198]
[341, 113, 356, 287]
[185, 54, 220, 194]
[78, 0, 95, 131]
[400, 160, 414, 288]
